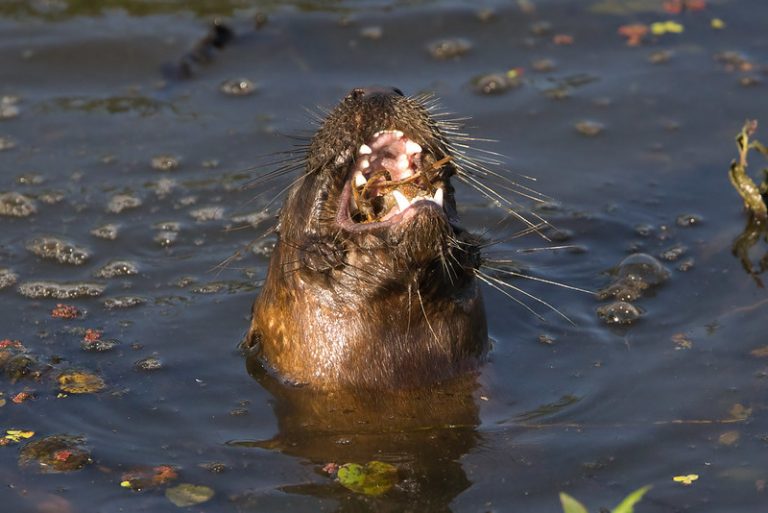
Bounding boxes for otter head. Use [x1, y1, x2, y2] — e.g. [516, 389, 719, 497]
[248, 87, 487, 390]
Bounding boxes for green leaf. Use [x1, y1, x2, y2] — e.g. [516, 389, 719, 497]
[560, 492, 589, 513]
[612, 485, 652, 513]
[337, 461, 398, 496]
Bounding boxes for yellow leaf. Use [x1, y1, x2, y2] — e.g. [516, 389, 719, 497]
[673, 474, 699, 485]
[651, 21, 684, 36]
[4, 430, 34, 443]
[711, 18, 725, 30]
[57, 370, 106, 394]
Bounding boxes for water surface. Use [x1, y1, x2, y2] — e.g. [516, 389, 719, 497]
[1, 1, 767, 512]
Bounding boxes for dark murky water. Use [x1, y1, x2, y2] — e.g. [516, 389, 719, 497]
[1, 1, 767, 512]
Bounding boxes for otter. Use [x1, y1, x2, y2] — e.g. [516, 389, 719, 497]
[245, 87, 487, 389]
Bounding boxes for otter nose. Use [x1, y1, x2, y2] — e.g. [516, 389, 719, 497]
[347, 86, 404, 100]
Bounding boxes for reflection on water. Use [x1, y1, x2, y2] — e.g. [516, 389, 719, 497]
[732, 216, 768, 287]
[236, 356, 480, 512]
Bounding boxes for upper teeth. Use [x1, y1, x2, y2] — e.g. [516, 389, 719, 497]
[405, 141, 422, 155]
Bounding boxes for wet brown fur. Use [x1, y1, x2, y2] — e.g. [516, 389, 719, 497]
[245, 88, 487, 390]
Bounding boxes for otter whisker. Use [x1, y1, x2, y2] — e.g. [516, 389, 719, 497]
[515, 245, 582, 253]
[478, 223, 549, 248]
[457, 173, 551, 239]
[212, 225, 277, 276]
[474, 272, 546, 322]
[481, 265, 594, 295]
[209, 247, 245, 276]
[438, 245, 457, 285]
[477, 270, 575, 326]
[416, 286, 441, 344]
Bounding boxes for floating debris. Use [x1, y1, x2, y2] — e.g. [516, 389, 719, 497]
[659, 244, 687, 262]
[154, 231, 178, 247]
[676, 214, 702, 227]
[51, 304, 83, 319]
[360, 26, 383, 40]
[190, 206, 224, 222]
[672, 474, 699, 486]
[663, 0, 707, 14]
[26, 237, 90, 266]
[1, 429, 34, 446]
[107, 194, 142, 214]
[135, 356, 163, 371]
[121, 465, 178, 491]
[336, 461, 398, 496]
[427, 38, 472, 60]
[0, 96, 21, 120]
[618, 24, 648, 46]
[18, 281, 105, 299]
[648, 50, 674, 64]
[165, 484, 215, 507]
[12, 391, 33, 403]
[0, 192, 37, 217]
[220, 78, 257, 96]
[57, 370, 106, 394]
[651, 20, 684, 36]
[0, 268, 18, 290]
[471, 70, 524, 95]
[574, 120, 605, 136]
[0, 136, 17, 151]
[102, 296, 146, 309]
[530, 20, 553, 36]
[81, 337, 118, 352]
[151, 154, 181, 171]
[91, 224, 119, 240]
[19, 435, 91, 473]
[714, 51, 753, 73]
[532, 58, 556, 72]
[95, 260, 139, 279]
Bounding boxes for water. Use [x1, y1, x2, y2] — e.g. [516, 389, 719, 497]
[1, 1, 767, 511]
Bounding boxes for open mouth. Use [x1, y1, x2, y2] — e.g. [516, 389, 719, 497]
[336, 129, 449, 229]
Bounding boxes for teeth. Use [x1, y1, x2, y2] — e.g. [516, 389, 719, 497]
[405, 141, 422, 154]
[392, 190, 410, 212]
[433, 187, 444, 206]
[396, 154, 409, 171]
[373, 129, 404, 138]
[354, 172, 367, 188]
[359, 144, 372, 155]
